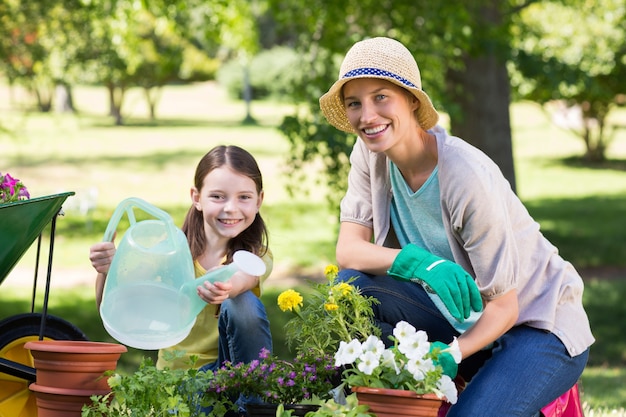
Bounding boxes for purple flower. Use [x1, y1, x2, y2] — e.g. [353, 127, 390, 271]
[259, 348, 271, 359]
[0, 172, 29, 203]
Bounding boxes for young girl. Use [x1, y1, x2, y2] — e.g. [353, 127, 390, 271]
[89, 145, 273, 375]
[319, 37, 593, 416]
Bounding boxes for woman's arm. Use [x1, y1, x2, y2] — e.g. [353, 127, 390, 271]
[457, 289, 519, 359]
[336, 221, 399, 275]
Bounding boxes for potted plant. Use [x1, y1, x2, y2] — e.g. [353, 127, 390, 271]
[204, 265, 382, 416]
[81, 353, 218, 417]
[278, 264, 381, 359]
[206, 347, 338, 417]
[331, 320, 463, 417]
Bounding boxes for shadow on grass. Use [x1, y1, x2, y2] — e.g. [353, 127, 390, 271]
[524, 195, 626, 269]
[76, 113, 282, 129]
[8, 145, 281, 172]
[561, 156, 626, 173]
[583, 279, 626, 367]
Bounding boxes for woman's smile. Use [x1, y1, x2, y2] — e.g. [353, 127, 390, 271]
[363, 124, 388, 136]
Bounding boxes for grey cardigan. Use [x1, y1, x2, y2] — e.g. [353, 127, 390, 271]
[339, 125, 594, 357]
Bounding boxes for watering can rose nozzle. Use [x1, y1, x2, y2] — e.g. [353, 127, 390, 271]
[232, 250, 267, 276]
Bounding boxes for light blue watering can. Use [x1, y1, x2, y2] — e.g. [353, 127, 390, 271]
[99, 197, 266, 350]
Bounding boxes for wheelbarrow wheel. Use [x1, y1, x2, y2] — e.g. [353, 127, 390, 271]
[0, 313, 88, 417]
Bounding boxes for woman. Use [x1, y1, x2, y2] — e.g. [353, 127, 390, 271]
[319, 37, 593, 416]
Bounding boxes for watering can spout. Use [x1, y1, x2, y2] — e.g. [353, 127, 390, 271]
[179, 251, 267, 318]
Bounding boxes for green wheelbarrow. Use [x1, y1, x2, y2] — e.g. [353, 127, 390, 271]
[0, 192, 89, 417]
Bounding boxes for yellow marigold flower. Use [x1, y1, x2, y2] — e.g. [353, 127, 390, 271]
[334, 282, 353, 297]
[324, 303, 339, 312]
[324, 264, 339, 278]
[277, 289, 303, 312]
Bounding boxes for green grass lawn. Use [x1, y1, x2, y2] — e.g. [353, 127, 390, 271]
[2, 81, 626, 413]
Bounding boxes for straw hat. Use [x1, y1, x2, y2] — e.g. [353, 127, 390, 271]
[319, 37, 439, 133]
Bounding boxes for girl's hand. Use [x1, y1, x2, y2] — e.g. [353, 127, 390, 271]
[197, 280, 233, 305]
[89, 242, 116, 274]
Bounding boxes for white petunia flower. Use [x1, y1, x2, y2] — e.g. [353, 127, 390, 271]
[361, 335, 385, 357]
[380, 349, 401, 374]
[446, 337, 462, 364]
[397, 331, 430, 360]
[357, 350, 380, 375]
[406, 356, 435, 381]
[392, 320, 417, 344]
[436, 375, 458, 404]
[334, 339, 363, 367]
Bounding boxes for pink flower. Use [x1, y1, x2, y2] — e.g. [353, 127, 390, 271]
[0, 172, 30, 203]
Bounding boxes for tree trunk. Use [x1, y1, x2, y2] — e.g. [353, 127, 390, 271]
[446, 55, 516, 193]
[242, 64, 255, 124]
[444, 0, 517, 194]
[55, 84, 75, 113]
[143, 86, 162, 121]
[107, 83, 125, 126]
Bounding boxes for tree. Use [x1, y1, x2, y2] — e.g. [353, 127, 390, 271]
[511, 0, 626, 162]
[444, 0, 519, 191]
[269, 0, 530, 206]
[79, 0, 205, 125]
[148, 0, 263, 123]
[124, 10, 186, 121]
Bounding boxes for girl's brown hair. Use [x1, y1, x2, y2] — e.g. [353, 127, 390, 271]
[182, 145, 269, 264]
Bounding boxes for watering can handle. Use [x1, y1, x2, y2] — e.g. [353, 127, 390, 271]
[102, 197, 177, 243]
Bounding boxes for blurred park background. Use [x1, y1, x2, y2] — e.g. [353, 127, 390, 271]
[1, 0, 626, 414]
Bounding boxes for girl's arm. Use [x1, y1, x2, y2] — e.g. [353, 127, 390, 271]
[95, 272, 106, 309]
[197, 270, 260, 304]
[89, 241, 116, 309]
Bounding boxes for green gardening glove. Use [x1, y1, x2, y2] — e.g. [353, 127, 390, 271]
[429, 341, 458, 378]
[388, 244, 483, 322]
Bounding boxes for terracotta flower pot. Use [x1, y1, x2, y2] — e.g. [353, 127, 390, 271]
[352, 386, 445, 417]
[24, 340, 127, 390]
[25, 340, 126, 417]
[29, 383, 110, 417]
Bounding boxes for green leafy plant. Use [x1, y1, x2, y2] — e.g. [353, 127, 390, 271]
[278, 265, 381, 358]
[81, 353, 225, 417]
[305, 393, 373, 417]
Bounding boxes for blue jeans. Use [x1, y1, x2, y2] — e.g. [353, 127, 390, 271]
[338, 269, 589, 417]
[199, 290, 272, 413]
